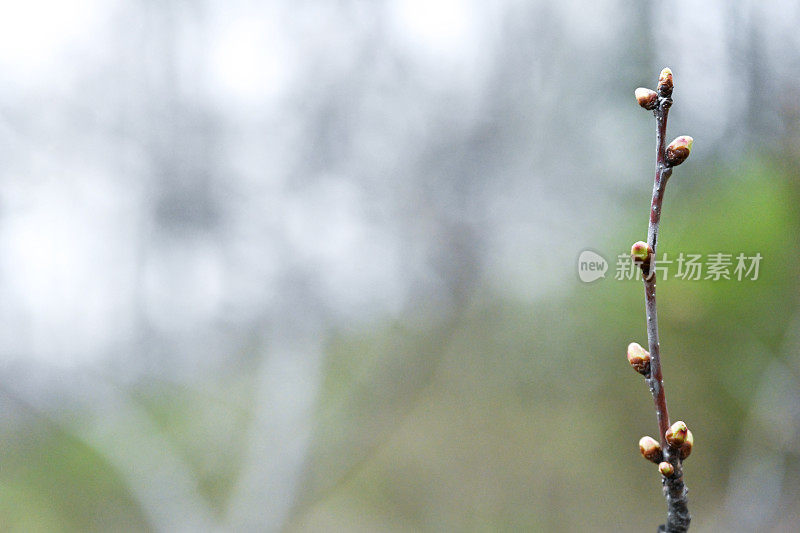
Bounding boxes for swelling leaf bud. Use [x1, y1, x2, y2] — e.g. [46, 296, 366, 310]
[635, 87, 658, 110]
[627, 342, 651, 375]
[630, 241, 653, 264]
[639, 436, 663, 463]
[665, 420, 688, 448]
[679, 429, 694, 460]
[659, 461, 675, 477]
[665, 136, 693, 167]
[658, 67, 673, 97]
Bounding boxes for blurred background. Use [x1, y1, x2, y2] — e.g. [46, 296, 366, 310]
[0, 1, 798, 531]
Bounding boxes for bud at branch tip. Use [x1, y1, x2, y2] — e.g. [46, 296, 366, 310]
[658, 67, 673, 97]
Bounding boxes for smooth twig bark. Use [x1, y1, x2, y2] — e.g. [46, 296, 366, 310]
[645, 99, 673, 444]
[641, 91, 691, 533]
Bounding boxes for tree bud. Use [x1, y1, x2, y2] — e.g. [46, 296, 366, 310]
[665, 420, 688, 448]
[659, 461, 675, 477]
[635, 87, 658, 110]
[679, 429, 694, 460]
[665, 136, 693, 166]
[630, 241, 652, 263]
[657, 67, 673, 97]
[639, 436, 663, 463]
[627, 342, 651, 375]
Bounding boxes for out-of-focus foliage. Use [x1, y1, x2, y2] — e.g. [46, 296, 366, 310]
[0, 1, 799, 531]
[285, 159, 800, 532]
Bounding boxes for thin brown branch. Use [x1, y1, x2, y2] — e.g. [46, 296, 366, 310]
[631, 68, 693, 533]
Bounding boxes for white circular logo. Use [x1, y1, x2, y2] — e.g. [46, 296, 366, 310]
[577, 250, 608, 283]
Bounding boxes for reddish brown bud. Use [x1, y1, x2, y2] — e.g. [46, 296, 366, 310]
[665, 421, 688, 448]
[639, 436, 663, 463]
[627, 342, 651, 375]
[657, 67, 673, 97]
[679, 429, 694, 460]
[635, 87, 658, 110]
[659, 461, 675, 477]
[665, 136, 693, 167]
